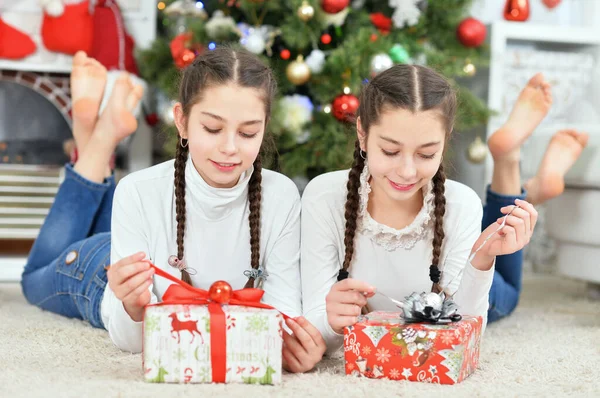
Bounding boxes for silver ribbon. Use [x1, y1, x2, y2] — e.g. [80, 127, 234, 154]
[399, 291, 462, 324]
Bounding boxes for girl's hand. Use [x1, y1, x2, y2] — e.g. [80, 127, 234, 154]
[471, 199, 538, 270]
[282, 317, 326, 373]
[326, 278, 375, 334]
[107, 252, 154, 321]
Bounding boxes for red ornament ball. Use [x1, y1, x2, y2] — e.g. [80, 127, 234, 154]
[456, 17, 487, 48]
[321, 33, 332, 45]
[321, 0, 349, 14]
[332, 94, 359, 122]
[542, 0, 561, 9]
[280, 49, 291, 60]
[209, 280, 233, 303]
[145, 113, 159, 126]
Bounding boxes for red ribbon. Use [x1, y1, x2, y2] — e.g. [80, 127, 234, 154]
[146, 264, 288, 383]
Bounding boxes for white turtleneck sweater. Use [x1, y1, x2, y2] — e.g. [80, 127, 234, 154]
[101, 158, 302, 353]
[301, 168, 495, 354]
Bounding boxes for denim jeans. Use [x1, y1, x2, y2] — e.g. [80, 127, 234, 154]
[21, 164, 114, 329]
[483, 185, 527, 323]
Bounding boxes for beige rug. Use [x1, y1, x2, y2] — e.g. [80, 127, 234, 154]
[1, 274, 599, 398]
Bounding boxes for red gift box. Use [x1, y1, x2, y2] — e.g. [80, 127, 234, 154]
[344, 312, 482, 384]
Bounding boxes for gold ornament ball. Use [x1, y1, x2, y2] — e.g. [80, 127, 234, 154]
[298, 1, 315, 22]
[467, 136, 487, 164]
[463, 62, 476, 76]
[286, 55, 311, 85]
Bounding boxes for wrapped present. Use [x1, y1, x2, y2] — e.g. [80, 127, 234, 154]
[142, 266, 284, 385]
[344, 312, 482, 384]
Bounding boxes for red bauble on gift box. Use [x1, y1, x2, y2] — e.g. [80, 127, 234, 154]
[456, 17, 487, 48]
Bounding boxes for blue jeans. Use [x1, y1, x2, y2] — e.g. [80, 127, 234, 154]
[483, 185, 527, 323]
[21, 164, 114, 329]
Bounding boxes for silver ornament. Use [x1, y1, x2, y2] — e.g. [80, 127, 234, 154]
[156, 92, 176, 126]
[467, 135, 487, 164]
[370, 53, 394, 77]
[424, 292, 443, 310]
[244, 32, 266, 54]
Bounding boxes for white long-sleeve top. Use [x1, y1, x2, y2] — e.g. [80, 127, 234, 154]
[101, 158, 302, 353]
[301, 166, 494, 354]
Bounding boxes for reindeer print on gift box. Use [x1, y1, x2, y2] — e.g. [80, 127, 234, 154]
[168, 312, 204, 344]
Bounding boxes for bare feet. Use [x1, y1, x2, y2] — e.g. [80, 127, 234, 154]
[93, 72, 144, 147]
[74, 73, 144, 183]
[70, 51, 107, 153]
[488, 73, 552, 162]
[524, 129, 589, 205]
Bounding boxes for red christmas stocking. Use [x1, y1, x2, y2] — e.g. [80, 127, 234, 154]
[41, 1, 93, 55]
[90, 0, 139, 75]
[0, 17, 37, 59]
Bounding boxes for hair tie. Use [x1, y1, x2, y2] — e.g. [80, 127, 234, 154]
[337, 269, 349, 281]
[168, 255, 197, 275]
[429, 264, 441, 284]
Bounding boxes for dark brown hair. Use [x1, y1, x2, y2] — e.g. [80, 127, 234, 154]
[174, 46, 277, 288]
[340, 64, 457, 293]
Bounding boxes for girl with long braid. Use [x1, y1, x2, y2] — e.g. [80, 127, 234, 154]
[300, 64, 542, 354]
[35, 47, 326, 371]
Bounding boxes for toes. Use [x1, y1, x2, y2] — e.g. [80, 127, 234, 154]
[528, 72, 545, 87]
[73, 51, 88, 66]
[126, 84, 144, 111]
[111, 73, 132, 103]
[577, 132, 590, 147]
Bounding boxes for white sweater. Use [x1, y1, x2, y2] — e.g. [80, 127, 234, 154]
[300, 168, 494, 354]
[101, 158, 302, 353]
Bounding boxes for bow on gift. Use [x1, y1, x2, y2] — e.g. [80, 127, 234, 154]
[146, 264, 288, 383]
[399, 292, 462, 324]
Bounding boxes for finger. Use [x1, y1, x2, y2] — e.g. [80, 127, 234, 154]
[501, 215, 527, 246]
[282, 331, 306, 361]
[330, 316, 359, 331]
[120, 270, 154, 301]
[335, 278, 375, 294]
[113, 252, 146, 268]
[501, 207, 530, 239]
[498, 225, 517, 252]
[329, 302, 362, 317]
[515, 199, 538, 233]
[295, 317, 326, 348]
[286, 318, 315, 352]
[282, 346, 302, 373]
[113, 261, 151, 285]
[332, 290, 368, 306]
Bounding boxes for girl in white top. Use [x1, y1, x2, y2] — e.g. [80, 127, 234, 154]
[103, 47, 326, 371]
[301, 64, 539, 353]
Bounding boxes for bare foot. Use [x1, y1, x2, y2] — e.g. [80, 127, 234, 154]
[488, 73, 552, 162]
[70, 51, 107, 153]
[74, 73, 144, 183]
[524, 129, 589, 205]
[94, 72, 144, 148]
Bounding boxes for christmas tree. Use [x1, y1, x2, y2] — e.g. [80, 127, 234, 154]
[139, 0, 490, 179]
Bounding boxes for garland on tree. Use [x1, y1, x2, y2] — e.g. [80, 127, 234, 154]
[138, 0, 491, 178]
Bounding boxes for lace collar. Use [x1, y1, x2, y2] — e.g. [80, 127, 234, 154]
[357, 164, 435, 251]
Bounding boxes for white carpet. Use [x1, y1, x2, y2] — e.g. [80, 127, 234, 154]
[1, 274, 599, 398]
